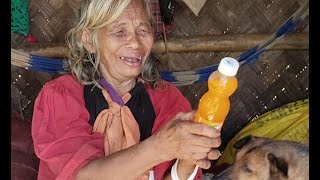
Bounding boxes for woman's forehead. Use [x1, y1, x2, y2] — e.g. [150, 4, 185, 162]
[121, 0, 148, 19]
[108, 0, 151, 27]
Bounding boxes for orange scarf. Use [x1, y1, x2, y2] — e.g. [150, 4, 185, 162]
[92, 89, 150, 180]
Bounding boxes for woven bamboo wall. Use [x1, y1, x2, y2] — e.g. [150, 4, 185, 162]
[163, 0, 309, 150]
[11, 0, 309, 152]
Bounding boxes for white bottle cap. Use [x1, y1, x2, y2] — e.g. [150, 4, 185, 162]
[218, 57, 240, 76]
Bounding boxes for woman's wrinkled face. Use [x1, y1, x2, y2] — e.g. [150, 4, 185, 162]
[97, 0, 154, 82]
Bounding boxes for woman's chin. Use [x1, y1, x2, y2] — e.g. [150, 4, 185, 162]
[122, 67, 142, 78]
[119, 60, 143, 78]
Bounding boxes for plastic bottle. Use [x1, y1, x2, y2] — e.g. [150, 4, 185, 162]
[194, 57, 240, 129]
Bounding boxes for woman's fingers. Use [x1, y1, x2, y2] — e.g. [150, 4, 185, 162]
[180, 147, 222, 162]
[171, 134, 221, 160]
[173, 111, 195, 121]
[185, 122, 221, 138]
[152, 111, 222, 161]
[188, 135, 221, 148]
[196, 159, 212, 169]
[207, 149, 222, 160]
[193, 149, 222, 169]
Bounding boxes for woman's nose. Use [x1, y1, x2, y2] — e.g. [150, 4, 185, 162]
[126, 32, 141, 49]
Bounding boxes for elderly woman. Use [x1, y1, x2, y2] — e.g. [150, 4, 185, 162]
[31, 0, 221, 179]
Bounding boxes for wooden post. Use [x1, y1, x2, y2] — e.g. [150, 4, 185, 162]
[152, 32, 308, 53]
[17, 43, 68, 58]
[16, 33, 308, 58]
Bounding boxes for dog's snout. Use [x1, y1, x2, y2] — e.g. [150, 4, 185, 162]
[211, 168, 232, 180]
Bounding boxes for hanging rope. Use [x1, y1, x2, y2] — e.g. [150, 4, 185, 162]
[11, 1, 308, 85]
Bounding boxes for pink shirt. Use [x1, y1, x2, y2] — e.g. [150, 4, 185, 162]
[32, 74, 202, 180]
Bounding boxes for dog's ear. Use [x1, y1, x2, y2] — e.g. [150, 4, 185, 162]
[268, 153, 288, 177]
[233, 135, 253, 149]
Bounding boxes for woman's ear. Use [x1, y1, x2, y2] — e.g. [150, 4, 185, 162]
[81, 28, 96, 53]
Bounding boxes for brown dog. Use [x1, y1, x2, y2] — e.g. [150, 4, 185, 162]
[212, 135, 309, 180]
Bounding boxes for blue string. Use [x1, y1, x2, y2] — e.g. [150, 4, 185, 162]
[275, 18, 301, 37]
[238, 46, 258, 62]
[29, 55, 66, 73]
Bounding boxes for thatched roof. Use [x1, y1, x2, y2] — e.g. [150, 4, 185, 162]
[11, 0, 309, 152]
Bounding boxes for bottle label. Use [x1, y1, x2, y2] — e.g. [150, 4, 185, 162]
[208, 123, 222, 130]
[194, 113, 223, 129]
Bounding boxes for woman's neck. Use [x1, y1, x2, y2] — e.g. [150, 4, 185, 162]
[99, 65, 137, 96]
[102, 76, 136, 96]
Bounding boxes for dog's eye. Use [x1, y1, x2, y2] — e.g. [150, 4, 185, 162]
[241, 165, 253, 173]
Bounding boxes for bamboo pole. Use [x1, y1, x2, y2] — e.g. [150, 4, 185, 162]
[152, 32, 308, 53]
[17, 43, 68, 58]
[16, 33, 308, 58]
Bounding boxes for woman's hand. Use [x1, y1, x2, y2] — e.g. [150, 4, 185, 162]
[151, 111, 221, 165]
[179, 147, 222, 170]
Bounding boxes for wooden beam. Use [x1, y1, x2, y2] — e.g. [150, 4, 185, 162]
[16, 33, 308, 58]
[152, 32, 308, 53]
[16, 43, 68, 58]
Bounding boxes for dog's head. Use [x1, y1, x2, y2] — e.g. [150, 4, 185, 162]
[212, 135, 309, 180]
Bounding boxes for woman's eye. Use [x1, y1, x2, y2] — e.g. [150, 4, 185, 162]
[116, 30, 125, 34]
[138, 28, 150, 35]
[111, 29, 126, 36]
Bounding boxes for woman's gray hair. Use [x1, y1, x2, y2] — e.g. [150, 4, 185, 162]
[65, 0, 160, 88]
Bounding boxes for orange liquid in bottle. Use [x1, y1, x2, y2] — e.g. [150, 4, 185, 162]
[194, 74, 238, 128]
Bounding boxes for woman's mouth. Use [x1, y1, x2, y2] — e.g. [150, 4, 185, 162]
[120, 56, 143, 66]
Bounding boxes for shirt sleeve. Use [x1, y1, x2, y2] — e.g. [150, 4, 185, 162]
[31, 75, 105, 180]
[146, 81, 202, 180]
